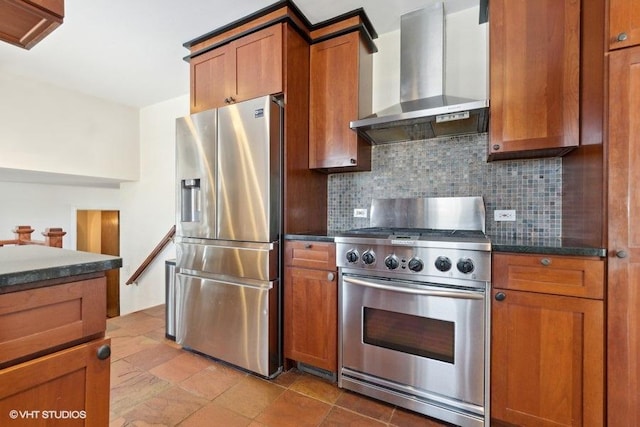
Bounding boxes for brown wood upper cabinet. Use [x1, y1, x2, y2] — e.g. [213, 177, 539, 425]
[608, 0, 640, 50]
[0, 0, 64, 50]
[309, 31, 373, 172]
[491, 253, 604, 426]
[488, 0, 580, 160]
[190, 24, 283, 113]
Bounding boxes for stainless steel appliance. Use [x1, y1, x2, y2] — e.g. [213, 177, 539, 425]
[350, 3, 489, 144]
[174, 95, 283, 378]
[336, 197, 491, 427]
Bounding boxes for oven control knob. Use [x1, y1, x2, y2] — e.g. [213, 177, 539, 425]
[345, 250, 359, 263]
[384, 255, 399, 270]
[457, 258, 475, 274]
[362, 250, 376, 265]
[408, 257, 424, 272]
[435, 256, 452, 272]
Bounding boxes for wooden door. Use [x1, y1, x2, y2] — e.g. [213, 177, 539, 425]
[607, 45, 640, 425]
[609, 0, 640, 50]
[0, 338, 111, 426]
[231, 24, 282, 103]
[284, 266, 337, 371]
[76, 210, 120, 318]
[101, 211, 120, 318]
[491, 289, 604, 426]
[489, 0, 580, 159]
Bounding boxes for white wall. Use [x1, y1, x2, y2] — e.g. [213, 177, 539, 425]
[118, 94, 188, 314]
[0, 71, 139, 181]
[0, 181, 120, 248]
[372, 6, 488, 111]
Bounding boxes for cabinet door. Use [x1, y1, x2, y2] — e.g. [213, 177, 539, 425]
[489, 0, 580, 159]
[231, 25, 282, 103]
[0, 0, 63, 50]
[607, 45, 640, 425]
[309, 32, 371, 171]
[609, 0, 640, 50]
[190, 46, 232, 112]
[284, 266, 337, 372]
[0, 338, 111, 426]
[491, 289, 603, 426]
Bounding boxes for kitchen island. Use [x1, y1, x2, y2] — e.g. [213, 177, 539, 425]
[0, 245, 121, 426]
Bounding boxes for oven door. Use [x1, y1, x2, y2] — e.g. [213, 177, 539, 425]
[340, 273, 486, 411]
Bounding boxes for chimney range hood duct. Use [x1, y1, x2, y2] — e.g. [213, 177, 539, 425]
[350, 2, 489, 144]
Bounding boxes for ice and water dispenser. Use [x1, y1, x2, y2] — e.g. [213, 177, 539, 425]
[181, 178, 200, 222]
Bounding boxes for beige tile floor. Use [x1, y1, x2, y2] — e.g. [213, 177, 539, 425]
[107, 305, 453, 426]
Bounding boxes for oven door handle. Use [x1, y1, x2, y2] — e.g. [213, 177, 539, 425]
[342, 276, 484, 300]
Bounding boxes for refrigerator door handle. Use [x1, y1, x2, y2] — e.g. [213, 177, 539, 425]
[179, 271, 274, 291]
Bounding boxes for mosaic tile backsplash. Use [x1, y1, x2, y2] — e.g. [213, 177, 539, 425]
[327, 133, 562, 240]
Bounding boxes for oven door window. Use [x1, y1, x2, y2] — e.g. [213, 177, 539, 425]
[363, 307, 454, 364]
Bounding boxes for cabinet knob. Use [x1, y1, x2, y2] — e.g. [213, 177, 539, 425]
[495, 292, 506, 301]
[617, 32, 629, 42]
[327, 272, 335, 281]
[349, 158, 356, 165]
[304, 243, 312, 249]
[96, 344, 111, 360]
[229, 96, 236, 103]
[615, 250, 628, 259]
[492, 144, 501, 151]
[540, 258, 552, 266]
[224, 97, 230, 104]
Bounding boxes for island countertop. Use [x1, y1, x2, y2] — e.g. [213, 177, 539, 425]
[0, 245, 122, 291]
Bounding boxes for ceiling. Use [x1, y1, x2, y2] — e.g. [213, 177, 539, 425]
[0, 0, 478, 108]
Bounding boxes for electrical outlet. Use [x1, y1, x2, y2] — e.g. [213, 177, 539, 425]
[353, 208, 368, 218]
[494, 210, 516, 221]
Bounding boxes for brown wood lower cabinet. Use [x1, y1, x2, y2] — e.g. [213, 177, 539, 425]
[284, 240, 337, 372]
[0, 337, 110, 426]
[491, 253, 604, 426]
[0, 275, 110, 426]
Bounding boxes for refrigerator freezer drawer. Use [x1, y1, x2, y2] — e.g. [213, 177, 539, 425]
[176, 239, 278, 282]
[176, 273, 280, 378]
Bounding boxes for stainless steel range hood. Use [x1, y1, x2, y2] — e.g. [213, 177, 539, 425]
[350, 2, 489, 144]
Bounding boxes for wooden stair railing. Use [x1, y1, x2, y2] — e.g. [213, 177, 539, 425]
[126, 225, 176, 285]
[0, 225, 66, 248]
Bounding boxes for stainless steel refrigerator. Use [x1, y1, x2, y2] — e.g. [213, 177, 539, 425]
[174, 95, 282, 378]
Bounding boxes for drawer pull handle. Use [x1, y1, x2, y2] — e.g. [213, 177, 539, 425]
[540, 258, 551, 266]
[96, 344, 111, 360]
[304, 243, 312, 249]
[616, 250, 628, 259]
[327, 272, 335, 281]
[495, 292, 506, 301]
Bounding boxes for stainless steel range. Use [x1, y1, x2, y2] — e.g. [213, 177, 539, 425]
[336, 197, 491, 427]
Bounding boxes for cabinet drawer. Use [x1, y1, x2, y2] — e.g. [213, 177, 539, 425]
[284, 241, 336, 270]
[492, 253, 604, 299]
[0, 276, 106, 367]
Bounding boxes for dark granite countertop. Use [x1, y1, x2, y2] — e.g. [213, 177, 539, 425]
[491, 236, 607, 258]
[285, 232, 607, 258]
[0, 245, 122, 290]
[284, 232, 338, 243]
